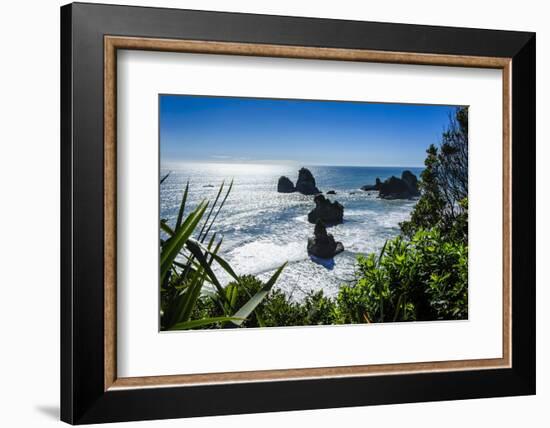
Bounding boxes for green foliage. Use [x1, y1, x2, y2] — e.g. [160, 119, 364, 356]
[232, 263, 288, 326]
[302, 291, 338, 325]
[255, 289, 309, 327]
[400, 144, 446, 237]
[447, 197, 468, 243]
[181, 225, 468, 328]
[195, 275, 338, 328]
[255, 287, 339, 327]
[160, 182, 286, 330]
[338, 229, 468, 323]
[400, 107, 468, 243]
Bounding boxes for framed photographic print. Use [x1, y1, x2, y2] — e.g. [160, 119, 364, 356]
[60, 2, 536, 424]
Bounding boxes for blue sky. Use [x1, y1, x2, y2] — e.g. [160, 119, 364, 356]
[160, 95, 458, 167]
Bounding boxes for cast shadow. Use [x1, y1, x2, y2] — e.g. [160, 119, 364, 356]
[309, 255, 335, 270]
[35, 405, 59, 420]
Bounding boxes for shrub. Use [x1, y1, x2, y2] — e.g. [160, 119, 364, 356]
[337, 228, 468, 323]
[204, 276, 339, 327]
[302, 291, 338, 325]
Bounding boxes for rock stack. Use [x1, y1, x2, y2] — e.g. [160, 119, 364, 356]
[307, 194, 344, 225]
[295, 167, 321, 195]
[361, 177, 381, 191]
[307, 220, 344, 259]
[277, 167, 321, 195]
[277, 176, 295, 193]
[379, 170, 420, 199]
[361, 171, 420, 199]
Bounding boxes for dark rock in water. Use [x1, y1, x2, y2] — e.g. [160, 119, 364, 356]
[379, 176, 409, 199]
[401, 170, 420, 196]
[295, 167, 321, 195]
[349, 192, 356, 195]
[308, 194, 344, 225]
[379, 171, 420, 199]
[361, 177, 381, 191]
[326, 190, 336, 195]
[307, 220, 344, 259]
[277, 176, 296, 193]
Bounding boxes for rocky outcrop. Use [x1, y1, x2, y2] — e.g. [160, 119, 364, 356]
[379, 171, 420, 199]
[295, 167, 321, 195]
[361, 177, 381, 191]
[308, 194, 344, 225]
[401, 170, 420, 196]
[277, 176, 296, 193]
[307, 220, 344, 259]
[379, 176, 410, 199]
[326, 190, 336, 195]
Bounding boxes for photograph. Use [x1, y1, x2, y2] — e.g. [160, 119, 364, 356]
[159, 95, 469, 330]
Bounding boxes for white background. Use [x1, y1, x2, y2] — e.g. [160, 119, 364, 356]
[118, 51, 503, 377]
[0, 0, 546, 427]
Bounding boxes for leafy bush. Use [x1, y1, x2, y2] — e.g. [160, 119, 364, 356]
[337, 228, 468, 323]
[196, 275, 338, 328]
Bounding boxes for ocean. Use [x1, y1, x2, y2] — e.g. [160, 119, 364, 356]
[160, 163, 422, 300]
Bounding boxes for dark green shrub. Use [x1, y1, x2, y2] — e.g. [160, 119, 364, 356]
[197, 275, 341, 328]
[337, 228, 468, 323]
[302, 291, 338, 325]
[212, 276, 339, 327]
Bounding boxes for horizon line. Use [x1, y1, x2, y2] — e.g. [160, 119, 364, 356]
[160, 159, 425, 169]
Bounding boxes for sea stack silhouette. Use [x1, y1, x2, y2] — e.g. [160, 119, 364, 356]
[307, 220, 344, 259]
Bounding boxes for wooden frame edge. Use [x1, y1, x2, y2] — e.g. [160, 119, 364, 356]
[110, 357, 508, 390]
[104, 37, 117, 390]
[103, 35, 512, 391]
[502, 61, 513, 370]
[105, 36, 511, 68]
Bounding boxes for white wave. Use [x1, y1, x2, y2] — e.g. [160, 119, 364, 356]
[225, 239, 308, 276]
